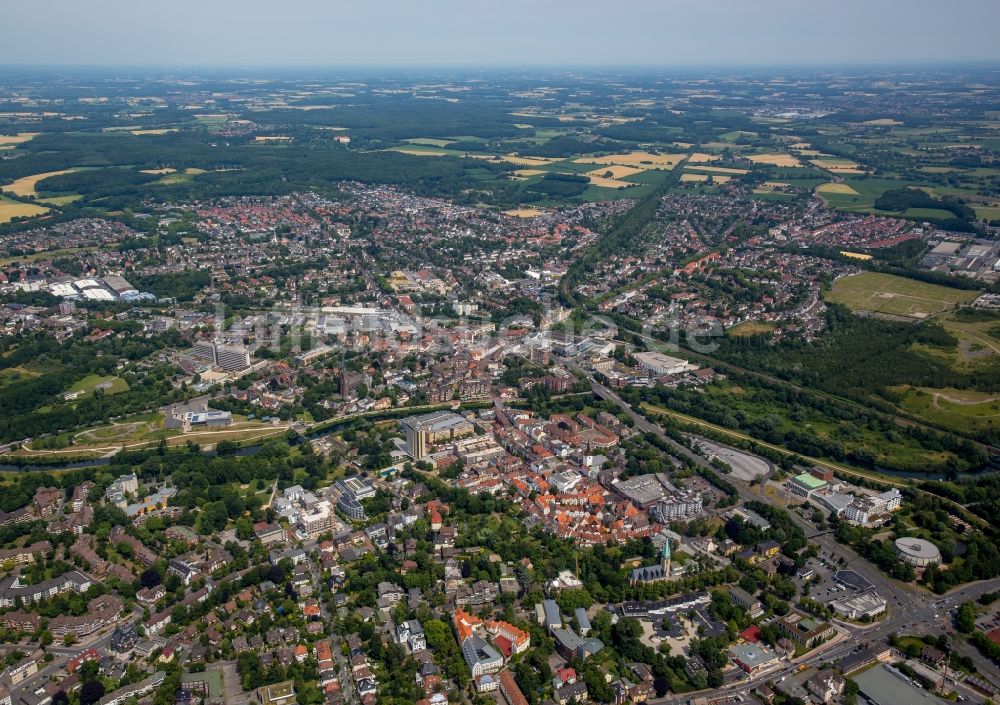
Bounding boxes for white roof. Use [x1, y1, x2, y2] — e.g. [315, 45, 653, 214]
[50, 283, 78, 297]
[83, 288, 114, 301]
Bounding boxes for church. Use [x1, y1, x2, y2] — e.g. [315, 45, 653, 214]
[628, 538, 673, 585]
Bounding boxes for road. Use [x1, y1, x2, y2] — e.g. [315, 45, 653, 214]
[570, 366, 1000, 700]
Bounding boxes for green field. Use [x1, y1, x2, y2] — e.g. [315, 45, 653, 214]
[896, 386, 1000, 435]
[905, 207, 956, 220]
[910, 310, 1000, 373]
[826, 272, 979, 320]
[66, 374, 129, 398]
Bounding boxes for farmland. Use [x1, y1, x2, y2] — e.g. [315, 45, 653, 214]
[574, 151, 687, 169]
[0, 132, 39, 146]
[0, 195, 50, 224]
[2, 169, 78, 197]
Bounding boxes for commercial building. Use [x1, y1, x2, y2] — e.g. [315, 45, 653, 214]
[787, 472, 828, 498]
[401, 411, 474, 459]
[829, 590, 887, 620]
[611, 474, 669, 510]
[632, 352, 697, 375]
[894, 537, 942, 567]
[843, 489, 903, 527]
[729, 643, 779, 675]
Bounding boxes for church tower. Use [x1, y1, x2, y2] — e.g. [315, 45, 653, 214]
[661, 537, 671, 577]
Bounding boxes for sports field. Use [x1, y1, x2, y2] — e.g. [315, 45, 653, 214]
[826, 272, 979, 320]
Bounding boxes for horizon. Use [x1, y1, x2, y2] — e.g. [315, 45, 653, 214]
[3, 0, 999, 67]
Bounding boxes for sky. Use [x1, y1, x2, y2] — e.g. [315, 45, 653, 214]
[2, 0, 999, 68]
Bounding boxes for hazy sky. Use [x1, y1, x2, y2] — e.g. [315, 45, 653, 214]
[3, 0, 999, 67]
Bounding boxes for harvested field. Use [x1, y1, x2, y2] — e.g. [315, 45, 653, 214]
[0, 133, 39, 146]
[574, 151, 686, 169]
[0, 195, 50, 224]
[3, 169, 78, 197]
[685, 165, 748, 175]
[585, 165, 644, 180]
[680, 173, 731, 183]
[816, 182, 860, 195]
[748, 153, 803, 167]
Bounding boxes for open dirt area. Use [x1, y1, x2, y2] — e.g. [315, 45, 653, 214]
[503, 208, 547, 218]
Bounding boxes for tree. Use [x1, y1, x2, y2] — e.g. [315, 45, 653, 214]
[957, 602, 976, 634]
[140, 567, 161, 589]
[80, 680, 105, 705]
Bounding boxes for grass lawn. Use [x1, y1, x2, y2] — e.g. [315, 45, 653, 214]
[826, 272, 979, 321]
[67, 374, 129, 397]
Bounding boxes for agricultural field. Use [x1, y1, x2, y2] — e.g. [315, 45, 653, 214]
[679, 172, 731, 184]
[2, 169, 78, 197]
[0, 132, 39, 146]
[574, 151, 686, 169]
[810, 157, 866, 174]
[0, 195, 49, 224]
[748, 153, 803, 167]
[684, 165, 748, 175]
[825, 272, 979, 320]
[816, 182, 860, 196]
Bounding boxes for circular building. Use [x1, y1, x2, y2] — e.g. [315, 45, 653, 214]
[894, 537, 942, 567]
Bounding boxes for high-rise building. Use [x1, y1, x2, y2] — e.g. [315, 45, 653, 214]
[400, 411, 474, 459]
